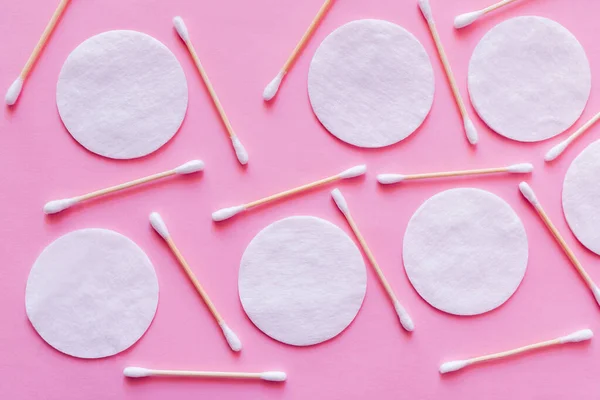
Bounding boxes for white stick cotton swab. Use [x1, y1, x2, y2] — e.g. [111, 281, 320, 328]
[331, 188, 414, 332]
[418, 0, 478, 145]
[440, 329, 593, 374]
[212, 164, 366, 222]
[377, 163, 533, 185]
[149, 212, 242, 352]
[454, 0, 521, 29]
[173, 16, 249, 166]
[519, 182, 600, 308]
[124, 367, 286, 382]
[262, 0, 334, 101]
[6, 0, 71, 106]
[545, 111, 600, 162]
[43, 160, 204, 215]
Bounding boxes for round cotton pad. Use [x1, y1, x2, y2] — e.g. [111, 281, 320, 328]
[403, 188, 528, 316]
[307, 19, 434, 148]
[25, 229, 159, 358]
[468, 16, 591, 142]
[239, 216, 367, 346]
[57, 30, 188, 159]
[563, 140, 600, 255]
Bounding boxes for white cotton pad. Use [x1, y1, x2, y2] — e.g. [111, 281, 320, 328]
[56, 30, 188, 159]
[403, 188, 528, 316]
[563, 140, 600, 255]
[239, 216, 367, 346]
[307, 19, 434, 148]
[25, 229, 159, 358]
[468, 16, 591, 142]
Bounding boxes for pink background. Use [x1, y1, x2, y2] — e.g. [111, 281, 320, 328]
[1, 0, 599, 398]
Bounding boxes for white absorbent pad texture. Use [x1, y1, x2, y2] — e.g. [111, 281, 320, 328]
[25, 229, 159, 358]
[403, 188, 528, 315]
[56, 30, 188, 159]
[468, 16, 591, 142]
[563, 139, 600, 255]
[239, 216, 367, 346]
[308, 19, 434, 148]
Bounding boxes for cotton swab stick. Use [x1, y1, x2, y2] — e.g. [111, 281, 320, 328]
[262, 0, 334, 101]
[6, 0, 71, 106]
[212, 164, 366, 222]
[377, 163, 533, 184]
[454, 0, 521, 29]
[440, 329, 593, 374]
[418, 0, 478, 145]
[331, 189, 414, 332]
[150, 212, 242, 352]
[43, 160, 204, 215]
[124, 367, 286, 382]
[545, 111, 600, 162]
[173, 17, 248, 166]
[519, 182, 600, 307]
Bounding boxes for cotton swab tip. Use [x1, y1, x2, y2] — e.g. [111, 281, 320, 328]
[231, 136, 249, 165]
[43, 198, 77, 214]
[592, 285, 600, 307]
[454, 10, 484, 29]
[545, 140, 570, 162]
[464, 117, 478, 145]
[212, 205, 246, 222]
[331, 188, 349, 215]
[5, 77, 23, 106]
[394, 301, 414, 332]
[559, 329, 593, 344]
[339, 164, 367, 179]
[439, 360, 470, 374]
[124, 367, 153, 378]
[418, 0, 433, 22]
[518, 182, 539, 206]
[507, 163, 534, 174]
[219, 322, 242, 352]
[377, 174, 405, 184]
[174, 159, 205, 174]
[263, 71, 285, 101]
[173, 16, 189, 42]
[149, 212, 170, 240]
[260, 371, 287, 382]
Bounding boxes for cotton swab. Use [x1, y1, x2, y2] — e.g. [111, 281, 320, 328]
[440, 329, 593, 374]
[454, 0, 521, 29]
[519, 182, 600, 307]
[418, 0, 478, 145]
[377, 163, 533, 184]
[124, 367, 286, 382]
[173, 17, 248, 165]
[6, 0, 71, 105]
[43, 160, 204, 215]
[545, 111, 600, 162]
[262, 0, 334, 101]
[331, 189, 414, 332]
[212, 164, 366, 222]
[149, 212, 242, 352]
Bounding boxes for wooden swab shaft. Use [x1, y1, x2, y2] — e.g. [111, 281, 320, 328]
[404, 166, 509, 180]
[469, 337, 560, 365]
[424, 20, 468, 119]
[20, 0, 71, 80]
[184, 41, 236, 140]
[563, 111, 600, 145]
[483, 0, 520, 14]
[245, 174, 340, 209]
[165, 237, 223, 323]
[75, 170, 176, 202]
[533, 205, 595, 289]
[281, 0, 333, 72]
[151, 370, 261, 379]
[344, 214, 400, 306]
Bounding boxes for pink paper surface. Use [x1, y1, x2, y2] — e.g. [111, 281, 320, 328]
[1, 0, 599, 398]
